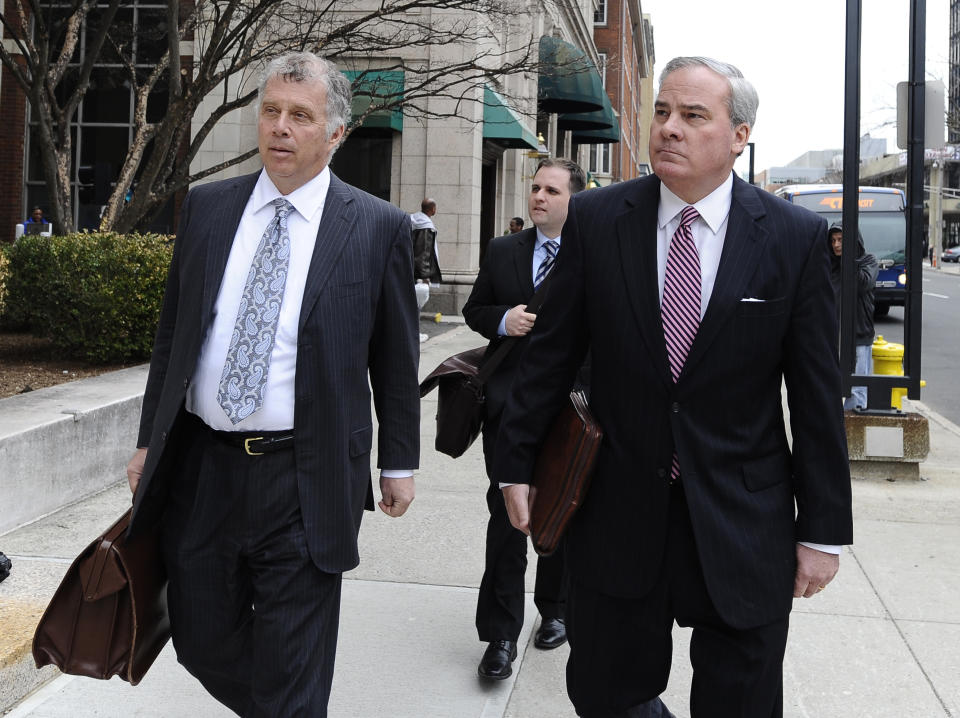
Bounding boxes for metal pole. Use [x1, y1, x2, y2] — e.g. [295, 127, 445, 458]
[904, 0, 925, 398]
[748, 142, 755, 185]
[841, 0, 861, 403]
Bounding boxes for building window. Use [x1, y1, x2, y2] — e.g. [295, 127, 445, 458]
[589, 143, 612, 175]
[331, 129, 394, 202]
[597, 52, 607, 88]
[24, 0, 171, 231]
[594, 0, 607, 26]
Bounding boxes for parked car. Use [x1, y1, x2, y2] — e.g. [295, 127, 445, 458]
[942, 246, 960, 263]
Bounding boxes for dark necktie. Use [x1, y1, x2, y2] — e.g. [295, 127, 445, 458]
[661, 205, 701, 480]
[535, 239, 559, 288]
[218, 198, 293, 424]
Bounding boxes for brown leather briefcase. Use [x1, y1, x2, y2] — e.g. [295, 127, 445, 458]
[32, 509, 170, 685]
[420, 346, 488, 458]
[529, 390, 603, 556]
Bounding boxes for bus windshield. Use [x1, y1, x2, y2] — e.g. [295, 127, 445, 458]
[818, 212, 906, 265]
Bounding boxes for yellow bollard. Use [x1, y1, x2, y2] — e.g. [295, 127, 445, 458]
[433, 312, 442, 323]
[871, 335, 925, 410]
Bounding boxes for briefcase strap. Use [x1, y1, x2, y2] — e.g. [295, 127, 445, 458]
[475, 270, 556, 385]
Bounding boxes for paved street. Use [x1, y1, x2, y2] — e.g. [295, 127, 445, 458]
[875, 263, 960, 426]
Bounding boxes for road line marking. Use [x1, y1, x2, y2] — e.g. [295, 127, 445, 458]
[923, 292, 949, 299]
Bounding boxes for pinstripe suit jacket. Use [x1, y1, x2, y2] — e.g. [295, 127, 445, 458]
[493, 174, 853, 629]
[130, 170, 420, 574]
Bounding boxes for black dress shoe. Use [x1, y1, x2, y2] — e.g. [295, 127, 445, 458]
[477, 640, 518, 680]
[534, 617, 567, 650]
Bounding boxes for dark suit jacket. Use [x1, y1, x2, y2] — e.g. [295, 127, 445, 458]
[130, 170, 420, 574]
[462, 228, 538, 423]
[493, 174, 853, 630]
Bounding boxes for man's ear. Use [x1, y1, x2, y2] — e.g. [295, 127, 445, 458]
[732, 123, 750, 157]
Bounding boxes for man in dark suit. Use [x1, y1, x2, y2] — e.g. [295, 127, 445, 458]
[495, 57, 853, 717]
[462, 158, 585, 680]
[125, 52, 419, 717]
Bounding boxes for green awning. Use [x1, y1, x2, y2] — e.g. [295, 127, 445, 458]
[537, 36, 605, 114]
[572, 123, 621, 144]
[343, 70, 404, 131]
[571, 90, 621, 144]
[483, 86, 538, 150]
[558, 89, 617, 133]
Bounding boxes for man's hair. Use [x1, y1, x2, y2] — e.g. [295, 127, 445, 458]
[31, 205, 42, 212]
[421, 198, 437, 213]
[535, 157, 587, 194]
[659, 56, 758, 129]
[511, 216, 524, 228]
[258, 52, 352, 149]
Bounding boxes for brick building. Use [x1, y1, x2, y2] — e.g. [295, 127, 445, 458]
[581, 0, 654, 184]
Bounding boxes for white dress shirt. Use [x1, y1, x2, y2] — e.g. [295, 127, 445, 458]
[188, 169, 329, 431]
[656, 173, 732, 317]
[187, 168, 411, 477]
[656, 172, 840, 556]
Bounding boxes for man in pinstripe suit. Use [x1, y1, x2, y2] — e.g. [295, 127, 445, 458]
[125, 52, 419, 716]
[494, 57, 853, 717]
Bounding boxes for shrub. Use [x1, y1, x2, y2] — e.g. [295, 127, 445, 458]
[0, 244, 9, 319]
[2, 232, 174, 363]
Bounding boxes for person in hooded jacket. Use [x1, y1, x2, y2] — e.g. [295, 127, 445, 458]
[410, 198, 443, 284]
[829, 221, 879, 410]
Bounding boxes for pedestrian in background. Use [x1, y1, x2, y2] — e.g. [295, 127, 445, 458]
[126, 51, 420, 717]
[829, 221, 879, 410]
[24, 206, 47, 224]
[410, 197, 442, 284]
[495, 56, 852, 718]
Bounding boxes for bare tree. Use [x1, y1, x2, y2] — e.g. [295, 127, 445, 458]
[2, 0, 551, 234]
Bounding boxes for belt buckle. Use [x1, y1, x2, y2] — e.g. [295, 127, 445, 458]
[244, 436, 265, 456]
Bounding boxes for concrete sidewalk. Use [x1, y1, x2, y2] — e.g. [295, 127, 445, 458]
[2, 322, 959, 717]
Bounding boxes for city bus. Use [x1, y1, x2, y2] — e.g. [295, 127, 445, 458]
[774, 185, 907, 316]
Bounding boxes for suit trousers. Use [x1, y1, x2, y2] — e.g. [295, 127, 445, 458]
[476, 414, 566, 642]
[161, 413, 343, 717]
[566, 483, 789, 718]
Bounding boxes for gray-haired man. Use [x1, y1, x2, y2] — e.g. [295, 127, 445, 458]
[126, 52, 420, 716]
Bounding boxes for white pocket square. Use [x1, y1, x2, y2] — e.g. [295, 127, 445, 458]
[740, 297, 766, 302]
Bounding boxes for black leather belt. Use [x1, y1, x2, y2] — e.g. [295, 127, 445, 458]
[208, 428, 295, 456]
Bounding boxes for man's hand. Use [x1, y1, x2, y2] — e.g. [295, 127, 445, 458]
[126, 448, 148, 495]
[504, 305, 537, 337]
[502, 484, 532, 535]
[794, 543, 840, 598]
[378, 475, 415, 517]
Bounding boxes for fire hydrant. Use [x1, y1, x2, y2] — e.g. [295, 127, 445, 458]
[871, 335, 924, 410]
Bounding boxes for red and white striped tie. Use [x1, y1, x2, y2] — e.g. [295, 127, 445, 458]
[661, 205, 701, 481]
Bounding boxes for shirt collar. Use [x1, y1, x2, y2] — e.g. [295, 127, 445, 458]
[535, 226, 561, 249]
[658, 172, 733, 234]
[252, 167, 331, 221]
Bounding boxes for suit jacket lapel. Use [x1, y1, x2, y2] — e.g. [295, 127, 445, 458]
[298, 172, 357, 329]
[617, 176, 673, 387]
[201, 172, 259, 330]
[514, 228, 536, 299]
[681, 176, 768, 379]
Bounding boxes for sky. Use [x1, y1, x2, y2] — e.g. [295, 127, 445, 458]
[640, 0, 950, 176]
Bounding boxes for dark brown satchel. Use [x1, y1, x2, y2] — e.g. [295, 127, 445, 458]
[420, 273, 556, 459]
[419, 346, 488, 458]
[530, 390, 603, 556]
[32, 509, 170, 685]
